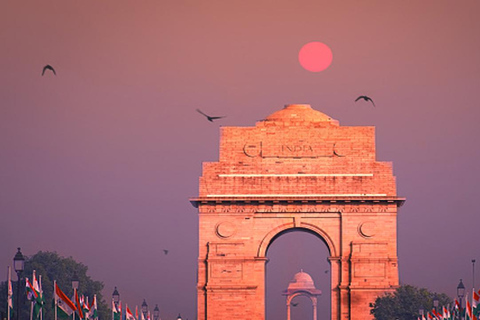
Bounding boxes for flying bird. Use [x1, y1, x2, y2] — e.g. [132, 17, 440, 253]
[42, 65, 56, 76]
[196, 109, 225, 122]
[163, 250, 169, 255]
[291, 302, 299, 307]
[355, 95, 375, 107]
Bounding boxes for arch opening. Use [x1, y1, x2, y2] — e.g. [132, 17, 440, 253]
[290, 295, 314, 320]
[265, 229, 331, 320]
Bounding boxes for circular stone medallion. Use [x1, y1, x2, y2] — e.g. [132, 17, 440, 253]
[216, 222, 237, 239]
[358, 221, 377, 238]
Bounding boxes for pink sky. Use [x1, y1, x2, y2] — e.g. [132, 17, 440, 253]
[1, 1, 480, 319]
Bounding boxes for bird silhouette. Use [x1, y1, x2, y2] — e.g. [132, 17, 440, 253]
[163, 250, 169, 255]
[196, 109, 225, 122]
[291, 302, 299, 307]
[42, 65, 56, 76]
[355, 95, 375, 107]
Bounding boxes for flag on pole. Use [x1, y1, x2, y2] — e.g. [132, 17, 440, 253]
[455, 299, 461, 310]
[443, 306, 451, 320]
[54, 282, 77, 319]
[75, 290, 84, 320]
[466, 295, 473, 320]
[140, 309, 145, 320]
[25, 277, 38, 301]
[126, 305, 135, 320]
[81, 296, 90, 320]
[453, 299, 461, 320]
[113, 300, 122, 320]
[88, 295, 98, 320]
[8, 266, 13, 320]
[32, 273, 45, 320]
[435, 309, 443, 320]
[146, 310, 151, 320]
[473, 290, 480, 317]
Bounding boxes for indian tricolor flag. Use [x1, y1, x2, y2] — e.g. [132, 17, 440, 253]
[473, 289, 480, 317]
[432, 309, 442, 320]
[443, 306, 451, 320]
[88, 295, 98, 320]
[454, 299, 461, 320]
[80, 296, 90, 319]
[126, 305, 136, 320]
[54, 282, 77, 320]
[75, 290, 84, 320]
[466, 296, 473, 320]
[7, 267, 13, 320]
[25, 277, 38, 301]
[32, 273, 45, 320]
[112, 300, 121, 320]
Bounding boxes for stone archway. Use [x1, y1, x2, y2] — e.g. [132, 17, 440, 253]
[191, 104, 405, 320]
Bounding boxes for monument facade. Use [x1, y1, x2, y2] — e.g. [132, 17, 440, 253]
[191, 104, 405, 320]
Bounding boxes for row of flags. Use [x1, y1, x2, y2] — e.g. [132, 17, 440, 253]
[6, 267, 98, 320]
[419, 289, 480, 320]
[112, 301, 155, 320]
[56, 282, 98, 320]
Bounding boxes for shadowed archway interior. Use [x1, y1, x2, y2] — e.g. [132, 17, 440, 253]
[266, 230, 329, 320]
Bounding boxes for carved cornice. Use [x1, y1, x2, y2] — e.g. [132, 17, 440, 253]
[190, 196, 405, 209]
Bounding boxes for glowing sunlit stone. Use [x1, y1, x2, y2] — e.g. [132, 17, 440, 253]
[298, 42, 333, 72]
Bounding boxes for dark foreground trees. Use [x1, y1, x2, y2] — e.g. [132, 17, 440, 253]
[0, 251, 109, 320]
[370, 285, 452, 320]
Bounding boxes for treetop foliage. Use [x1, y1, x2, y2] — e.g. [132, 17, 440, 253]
[0, 251, 109, 320]
[370, 285, 452, 320]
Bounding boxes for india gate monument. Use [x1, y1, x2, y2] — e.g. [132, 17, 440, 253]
[190, 104, 405, 320]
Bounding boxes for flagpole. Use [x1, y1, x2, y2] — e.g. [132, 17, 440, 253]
[73, 288, 76, 320]
[112, 298, 114, 320]
[473, 260, 476, 292]
[39, 275, 43, 320]
[92, 294, 97, 320]
[7, 266, 11, 320]
[30, 271, 35, 320]
[54, 281, 58, 320]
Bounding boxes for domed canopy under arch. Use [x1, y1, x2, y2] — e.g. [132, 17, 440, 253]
[283, 269, 322, 295]
[283, 269, 322, 296]
[283, 270, 322, 320]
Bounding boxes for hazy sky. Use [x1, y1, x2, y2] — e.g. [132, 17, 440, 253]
[1, 1, 480, 319]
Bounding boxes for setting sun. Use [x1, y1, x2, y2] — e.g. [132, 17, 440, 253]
[298, 41, 333, 72]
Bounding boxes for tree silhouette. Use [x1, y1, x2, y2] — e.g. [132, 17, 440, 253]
[0, 251, 109, 320]
[370, 285, 452, 320]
